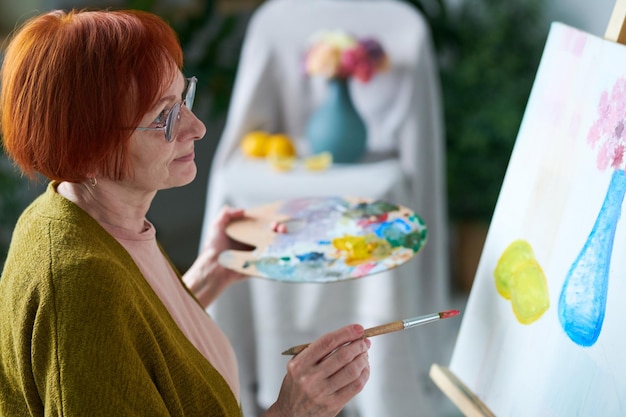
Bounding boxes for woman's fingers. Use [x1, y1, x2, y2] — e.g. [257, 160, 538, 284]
[203, 206, 253, 252]
[327, 348, 369, 397]
[302, 324, 366, 361]
[273, 324, 371, 416]
[331, 359, 370, 404]
[288, 324, 371, 393]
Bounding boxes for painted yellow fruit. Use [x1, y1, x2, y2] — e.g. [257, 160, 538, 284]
[509, 259, 550, 325]
[304, 152, 333, 171]
[240, 131, 270, 158]
[494, 239, 550, 325]
[494, 239, 535, 300]
[266, 134, 297, 159]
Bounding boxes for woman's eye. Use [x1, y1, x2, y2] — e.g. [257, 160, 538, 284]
[152, 108, 169, 127]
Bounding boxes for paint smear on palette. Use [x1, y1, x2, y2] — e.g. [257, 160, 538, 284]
[244, 197, 427, 282]
[494, 240, 550, 324]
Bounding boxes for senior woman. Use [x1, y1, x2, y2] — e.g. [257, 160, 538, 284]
[0, 9, 370, 417]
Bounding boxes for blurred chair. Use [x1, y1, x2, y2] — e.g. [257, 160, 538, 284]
[200, 0, 450, 416]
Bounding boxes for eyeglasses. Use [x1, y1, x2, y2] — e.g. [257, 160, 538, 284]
[135, 76, 197, 143]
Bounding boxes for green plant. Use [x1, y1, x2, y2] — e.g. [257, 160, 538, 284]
[404, 0, 548, 222]
[441, 0, 548, 222]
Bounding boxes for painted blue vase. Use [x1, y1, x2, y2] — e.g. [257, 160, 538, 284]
[305, 78, 367, 163]
[558, 169, 626, 346]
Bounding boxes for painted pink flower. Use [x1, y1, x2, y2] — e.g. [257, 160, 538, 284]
[588, 78, 626, 170]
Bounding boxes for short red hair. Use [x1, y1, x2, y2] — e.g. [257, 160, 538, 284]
[0, 9, 184, 181]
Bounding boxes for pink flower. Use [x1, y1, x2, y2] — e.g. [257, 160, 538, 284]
[304, 30, 389, 83]
[588, 78, 626, 170]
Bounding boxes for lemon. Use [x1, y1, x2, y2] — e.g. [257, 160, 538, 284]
[240, 131, 270, 158]
[304, 152, 333, 171]
[268, 155, 296, 172]
[266, 134, 297, 159]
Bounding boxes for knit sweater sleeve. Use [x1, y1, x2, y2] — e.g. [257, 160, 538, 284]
[33, 255, 175, 416]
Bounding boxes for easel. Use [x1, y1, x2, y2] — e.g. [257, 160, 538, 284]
[429, 364, 495, 417]
[429, 0, 626, 415]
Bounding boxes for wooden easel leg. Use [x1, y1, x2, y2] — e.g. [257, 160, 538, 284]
[605, 0, 626, 43]
[429, 364, 496, 417]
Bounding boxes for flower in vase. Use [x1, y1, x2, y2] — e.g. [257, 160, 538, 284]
[304, 30, 389, 83]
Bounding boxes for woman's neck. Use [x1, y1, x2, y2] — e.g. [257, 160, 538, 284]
[57, 180, 154, 234]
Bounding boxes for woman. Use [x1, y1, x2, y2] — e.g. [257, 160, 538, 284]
[0, 9, 370, 416]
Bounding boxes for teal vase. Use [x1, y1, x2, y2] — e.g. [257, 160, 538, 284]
[305, 78, 367, 163]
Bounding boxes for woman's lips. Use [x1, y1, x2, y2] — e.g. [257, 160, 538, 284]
[175, 151, 195, 162]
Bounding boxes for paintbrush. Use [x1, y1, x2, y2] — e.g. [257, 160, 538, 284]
[281, 309, 460, 356]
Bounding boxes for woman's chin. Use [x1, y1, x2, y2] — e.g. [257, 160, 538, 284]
[168, 166, 197, 189]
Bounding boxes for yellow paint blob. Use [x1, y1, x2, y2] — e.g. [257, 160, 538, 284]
[509, 259, 550, 324]
[494, 239, 550, 324]
[332, 234, 391, 266]
[494, 240, 535, 299]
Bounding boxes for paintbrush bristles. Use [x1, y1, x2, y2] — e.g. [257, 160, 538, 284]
[439, 309, 460, 320]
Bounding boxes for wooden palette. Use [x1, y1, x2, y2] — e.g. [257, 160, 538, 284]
[219, 196, 428, 283]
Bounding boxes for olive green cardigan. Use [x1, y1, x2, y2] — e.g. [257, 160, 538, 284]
[0, 183, 242, 416]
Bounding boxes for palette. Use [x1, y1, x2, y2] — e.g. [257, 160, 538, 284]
[219, 196, 427, 283]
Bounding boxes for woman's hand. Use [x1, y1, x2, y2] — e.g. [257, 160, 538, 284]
[183, 206, 250, 308]
[265, 325, 371, 417]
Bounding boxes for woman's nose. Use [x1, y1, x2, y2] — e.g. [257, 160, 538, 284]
[177, 106, 206, 141]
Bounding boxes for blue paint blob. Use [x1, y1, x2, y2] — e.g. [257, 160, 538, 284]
[295, 252, 326, 262]
[374, 218, 425, 251]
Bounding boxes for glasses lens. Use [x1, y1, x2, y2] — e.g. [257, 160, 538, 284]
[184, 77, 197, 111]
[165, 102, 182, 142]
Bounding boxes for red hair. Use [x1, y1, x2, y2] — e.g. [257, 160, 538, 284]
[0, 9, 184, 181]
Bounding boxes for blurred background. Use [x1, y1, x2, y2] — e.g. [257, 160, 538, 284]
[0, 0, 616, 293]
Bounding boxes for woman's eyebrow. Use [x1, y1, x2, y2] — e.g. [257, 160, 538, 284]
[152, 93, 177, 110]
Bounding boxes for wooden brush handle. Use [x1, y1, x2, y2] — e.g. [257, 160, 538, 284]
[282, 321, 404, 355]
[363, 321, 404, 337]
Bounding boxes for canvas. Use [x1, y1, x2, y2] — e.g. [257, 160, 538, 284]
[449, 22, 626, 416]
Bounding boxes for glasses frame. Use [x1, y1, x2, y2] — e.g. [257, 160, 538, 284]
[135, 76, 197, 143]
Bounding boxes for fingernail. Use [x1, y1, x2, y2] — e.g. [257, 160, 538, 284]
[364, 338, 371, 349]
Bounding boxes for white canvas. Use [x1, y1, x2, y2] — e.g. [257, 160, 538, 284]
[450, 22, 626, 416]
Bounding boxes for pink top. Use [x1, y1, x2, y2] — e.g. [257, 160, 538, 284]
[100, 219, 240, 401]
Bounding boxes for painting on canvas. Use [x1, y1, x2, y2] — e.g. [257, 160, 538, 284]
[450, 22, 626, 416]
